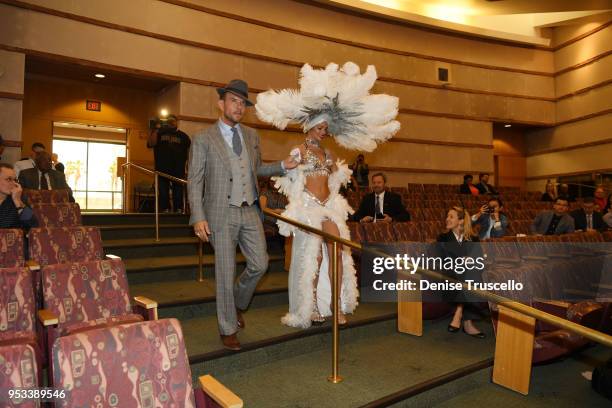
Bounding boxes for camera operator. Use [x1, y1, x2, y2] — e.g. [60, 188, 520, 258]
[471, 197, 508, 240]
[147, 114, 191, 213]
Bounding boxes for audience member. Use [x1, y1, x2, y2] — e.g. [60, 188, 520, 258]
[603, 200, 612, 229]
[353, 173, 410, 223]
[459, 174, 479, 196]
[530, 197, 575, 235]
[18, 151, 74, 201]
[571, 197, 606, 232]
[351, 154, 369, 189]
[14, 142, 46, 177]
[147, 114, 191, 213]
[52, 152, 65, 173]
[471, 197, 508, 239]
[475, 173, 498, 195]
[557, 183, 575, 202]
[0, 163, 36, 229]
[259, 177, 286, 221]
[593, 186, 608, 212]
[541, 181, 556, 202]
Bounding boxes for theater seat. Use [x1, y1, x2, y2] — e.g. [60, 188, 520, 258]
[362, 222, 396, 243]
[0, 229, 25, 268]
[28, 226, 104, 267]
[30, 203, 82, 227]
[0, 344, 39, 408]
[22, 189, 71, 204]
[52, 319, 243, 407]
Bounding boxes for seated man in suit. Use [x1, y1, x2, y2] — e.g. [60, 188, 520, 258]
[353, 172, 410, 223]
[471, 197, 508, 240]
[18, 151, 74, 201]
[530, 197, 575, 235]
[570, 197, 606, 232]
[475, 173, 498, 195]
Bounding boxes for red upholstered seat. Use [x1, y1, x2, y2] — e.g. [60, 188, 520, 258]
[22, 189, 71, 204]
[30, 203, 82, 227]
[393, 222, 421, 241]
[362, 222, 396, 243]
[0, 229, 25, 268]
[0, 267, 36, 341]
[52, 319, 196, 408]
[28, 226, 104, 267]
[0, 344, 39, 407]
[347, 222, 365, 243]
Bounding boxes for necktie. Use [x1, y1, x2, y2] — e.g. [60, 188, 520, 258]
[375, 194, 381, 215]
[231, 127, 242, 156]
[40, 173, 49, 190]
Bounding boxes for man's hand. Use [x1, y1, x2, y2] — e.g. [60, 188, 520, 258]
[360, 216, 373, 223]
[194, 221, 211, 242]
[10, 182, 25, 208]
[282, 155, 299, 170]
[478, 204, 488, 216]
[381, 214, 392, 223]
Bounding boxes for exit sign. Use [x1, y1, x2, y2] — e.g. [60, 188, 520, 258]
[86, 100, 101, 111]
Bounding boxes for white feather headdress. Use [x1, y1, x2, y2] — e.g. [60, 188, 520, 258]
[255, 62, 400, 152]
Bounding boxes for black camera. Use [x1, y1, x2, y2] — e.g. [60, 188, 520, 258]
[149, 116, 177, 130]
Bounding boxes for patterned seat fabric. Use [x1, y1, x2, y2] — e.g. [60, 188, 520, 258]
[31, 203, 82, 227]
[0, 344, 39, 408]
[22, 189, 70, 204]
[393, 222, 421, 241]
[28, 226, 104, 267]
[347, 222, 364, 243]
[0, 267, 36, 343]
[0, 229, 24, 268]
[42, 259, 135, 335]
[362, 222, 396, 243]
[53, 319, 195, 408]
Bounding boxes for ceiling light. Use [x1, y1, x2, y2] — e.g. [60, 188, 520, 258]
[504, 124, 512, 128]
[94, 73, 105, 78]
[160, 109, 168, 117]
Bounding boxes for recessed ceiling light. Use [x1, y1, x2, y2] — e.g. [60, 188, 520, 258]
[160, 109, 168, 117]
[504, 124, 511, 128]
[94, 73, 105, 78]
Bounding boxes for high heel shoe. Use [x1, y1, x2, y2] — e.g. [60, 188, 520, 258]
[462, 326, 486, 339]
[447, 324, 460, 333]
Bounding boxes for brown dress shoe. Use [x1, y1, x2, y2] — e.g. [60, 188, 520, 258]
[220, 333, 241, 351]
[236, 309, 245, 329]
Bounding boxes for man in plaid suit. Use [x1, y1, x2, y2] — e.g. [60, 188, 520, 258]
[188, 79, 297, 350]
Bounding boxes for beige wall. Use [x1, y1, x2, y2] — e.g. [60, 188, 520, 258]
[0, 50, 25, 164]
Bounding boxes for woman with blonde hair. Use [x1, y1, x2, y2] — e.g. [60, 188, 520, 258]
[437, 206, 486, 339]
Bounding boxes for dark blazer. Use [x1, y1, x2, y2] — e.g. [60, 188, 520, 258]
[19, 168, 74, 201]
[530, 211, 575, 235]
[459, 183, 479, 195]
[476, 182, 498, 195]
[353, 191, 410, 222]
[570, 209, 606, 231]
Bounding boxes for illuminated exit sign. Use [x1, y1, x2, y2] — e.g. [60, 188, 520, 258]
[86, 100, 101, 111]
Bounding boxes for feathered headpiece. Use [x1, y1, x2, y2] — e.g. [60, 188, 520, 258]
[255, 62, 400, 152]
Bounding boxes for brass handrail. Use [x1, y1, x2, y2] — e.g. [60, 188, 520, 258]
[264, 208, 612, 381]
[121, 162, 205, 282]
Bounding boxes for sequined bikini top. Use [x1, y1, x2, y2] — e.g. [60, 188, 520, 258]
[302, 145, 333, 177]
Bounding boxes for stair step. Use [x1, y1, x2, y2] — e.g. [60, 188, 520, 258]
[104, 237, 200, 258]
[83, 212, 189, 226]
[98, 224, 193, 239]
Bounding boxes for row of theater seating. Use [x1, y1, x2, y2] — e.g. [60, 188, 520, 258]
[1, 190, 239, 406]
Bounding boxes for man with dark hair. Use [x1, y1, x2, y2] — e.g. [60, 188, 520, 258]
[570, 197, 606, 232]
[531, 197, 575, 235]
[148, 114, 191, 213]
[14, 142, 46, 177]
[0, 163, 36, 228]
[557, 183, 575, 202]
[459, 174, 479, 195]
[18, 151, 74, 201]
[353, 172, 410, 223]
[475, 173, 498, 195]
[471, 197, 508, 239]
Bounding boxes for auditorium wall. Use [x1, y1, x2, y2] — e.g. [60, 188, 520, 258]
[0, 49, 24, 165]
[525, 15, 611, 191]
[0, 0, 608, 189]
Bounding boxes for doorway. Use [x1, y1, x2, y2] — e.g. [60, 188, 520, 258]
[52, 122, 127, 211]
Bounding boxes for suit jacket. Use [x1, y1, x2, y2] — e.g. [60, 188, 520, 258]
[472, 213, 508, 239]
[18, 167, 72, 196]
[187, 121, 284, 231]
[570, 209, 606, 231]
[352, 191, 410, 222]
[459, 183, 478, 195]
[530, 211, 575, 235]
[476, 182, 498, 195]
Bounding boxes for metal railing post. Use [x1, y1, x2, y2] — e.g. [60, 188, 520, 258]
[154, 173, 160, 242]
[328, 241, 343, 383]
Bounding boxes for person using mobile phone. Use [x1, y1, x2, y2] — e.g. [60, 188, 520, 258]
[471, 197, 508, 239]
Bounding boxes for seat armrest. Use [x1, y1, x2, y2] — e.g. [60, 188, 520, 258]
[37, 309, 58, 326]
[199, 375, 243, 408]
[26, 260, 40, 271]
[133, 296, 158, 321]
[105, 254, 121, 260]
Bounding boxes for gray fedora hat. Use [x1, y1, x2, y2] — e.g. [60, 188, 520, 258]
[216, 79, 253, 106]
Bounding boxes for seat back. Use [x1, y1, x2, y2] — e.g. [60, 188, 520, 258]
[42, 259, 132, 331]
[22, 189, 71, 204]
[347, 222, 365, 243]
[31, 203, 82, 227]
[0, 229, 24, 268]
[0, 267, 35, 337]
[0, 344, 38, 406]
[53, 319, 195, 407]
[393, 222, 421, 241]
[362, 222, 396, 243]
[28, 227, 103, 266]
